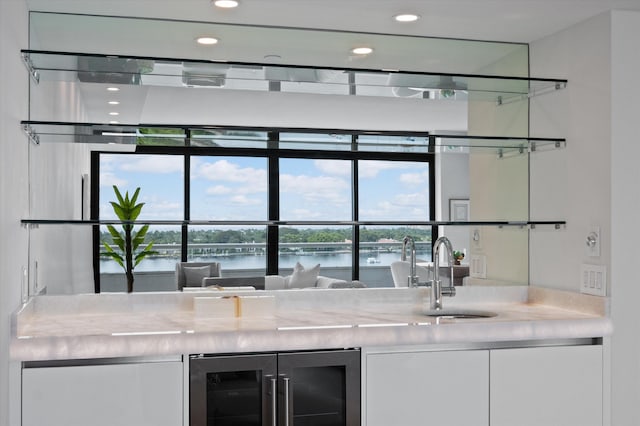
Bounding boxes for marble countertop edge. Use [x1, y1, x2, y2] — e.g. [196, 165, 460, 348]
[11, 316, 612, 362]
[10, 285, 611, 361]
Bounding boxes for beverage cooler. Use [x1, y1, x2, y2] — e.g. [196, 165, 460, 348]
[189, 349, 361, 426]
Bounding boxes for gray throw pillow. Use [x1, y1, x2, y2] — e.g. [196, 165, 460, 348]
[183, 265, 211, 287]
[287, 262, 320, 289]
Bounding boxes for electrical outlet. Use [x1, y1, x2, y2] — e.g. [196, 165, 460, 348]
[580, 264, 606, 296]
[470, 255, 487, 279]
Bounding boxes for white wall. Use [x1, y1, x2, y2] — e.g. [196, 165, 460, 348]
[529, 13, 612, 291]
[29, 79, 94, 294]
[437, 150, 470, 257]
[529, 12, 612, 424]
[610, 10, 640, 426]
[530, 9, 640, 426]
[0, 2, 29, 426]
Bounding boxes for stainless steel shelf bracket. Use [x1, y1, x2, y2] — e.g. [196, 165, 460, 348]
[22, 124, 40, 145]
[497, 81, 567, 106]
[21, 52, 40, 84]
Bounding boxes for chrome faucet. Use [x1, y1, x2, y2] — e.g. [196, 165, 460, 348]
[430, 236, 457, 310]
[401, 236, 419, 287]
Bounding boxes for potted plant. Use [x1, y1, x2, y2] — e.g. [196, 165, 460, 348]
[101, 186, 157, 292]
[453, 250, 465, 265]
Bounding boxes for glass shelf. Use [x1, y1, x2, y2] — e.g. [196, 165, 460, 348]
[22, 50, 567, 104]
[20, 121, 566, 155]
[21, 219, 566, 228]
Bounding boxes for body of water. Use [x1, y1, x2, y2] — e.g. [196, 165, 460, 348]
[100, 250, 432, 273]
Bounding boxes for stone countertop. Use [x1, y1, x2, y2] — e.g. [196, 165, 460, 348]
[10, 286, 612, 361]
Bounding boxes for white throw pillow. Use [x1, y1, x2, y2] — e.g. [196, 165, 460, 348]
[183, 265, 211, 287]
[287, 262, 320, 289]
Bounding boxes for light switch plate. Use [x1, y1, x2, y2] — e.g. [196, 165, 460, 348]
[580, 264, 606, 296]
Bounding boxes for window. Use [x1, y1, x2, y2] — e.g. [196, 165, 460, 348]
[95, 127, 434, 291]
[279, 158, 351, 221]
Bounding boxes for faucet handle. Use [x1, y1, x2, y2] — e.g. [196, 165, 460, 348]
[441, 286, 456, 297]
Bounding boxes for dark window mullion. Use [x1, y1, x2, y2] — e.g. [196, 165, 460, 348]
[352, 135, 359, 281]
[267, 132, 280, 275]
[182, 129, 192, 262]
[429, 135, 438, 259]
[91, 152, 101, 293]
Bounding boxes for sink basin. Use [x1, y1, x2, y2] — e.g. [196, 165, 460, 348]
[423, 309, 497, 319]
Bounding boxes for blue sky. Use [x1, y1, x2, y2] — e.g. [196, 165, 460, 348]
[99, 154, 430, 224]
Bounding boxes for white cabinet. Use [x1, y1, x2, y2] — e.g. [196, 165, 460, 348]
[22, 360, 183, 426]
[363, 344, 603, 426]
[490, 345, 603, 426]
[364, 349, 489, 426]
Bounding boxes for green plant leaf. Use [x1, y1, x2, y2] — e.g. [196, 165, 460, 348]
[129, 203, 144, 221]
[132, 224, 150, 250]
[130, 187, 141, 206]
[110, 202, 127, 221]
[106, 225, 125, 249]
[101, 243, 125, 268]
[134, 242, 158, 267]
[113, 185, 125, 206]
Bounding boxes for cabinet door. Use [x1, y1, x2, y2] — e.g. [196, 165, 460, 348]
[22, 360, 183, 426]
[490, 345, 603, 426]
[365, 349, 489, 426]
[278, 349, 361, 426]
[189, 353, 277, 426]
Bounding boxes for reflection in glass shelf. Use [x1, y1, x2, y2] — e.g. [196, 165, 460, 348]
[20, 121, 566, 156]
[20, 218, 566, 228]
[22, 50, 567, 104]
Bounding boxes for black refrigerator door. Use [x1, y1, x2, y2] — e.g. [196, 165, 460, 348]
[277, 350, 361, 426]
[190, 354, 278, 426]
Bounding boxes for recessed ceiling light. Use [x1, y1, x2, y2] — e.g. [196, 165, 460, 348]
[394, 13, 420, 22]
[107, 87, 120, 92]
[108, 101, 120, 105]
[109, 112, 119, 116]
[196, 36, 219, 45]
[109, 121, 119, 124]
[351, 47, 373, 55]
[213, 0, 238, 8]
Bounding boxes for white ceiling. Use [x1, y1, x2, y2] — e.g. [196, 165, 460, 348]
[26, 0, 640, 43]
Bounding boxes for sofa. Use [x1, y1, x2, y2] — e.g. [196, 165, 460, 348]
[264, 262, 365, 290]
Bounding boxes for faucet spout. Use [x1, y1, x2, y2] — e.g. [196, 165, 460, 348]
[430, 236, 457, 310]
[402, 236, 418, 287]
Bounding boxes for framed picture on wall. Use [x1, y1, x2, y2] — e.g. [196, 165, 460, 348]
[449, 199, 470, 221]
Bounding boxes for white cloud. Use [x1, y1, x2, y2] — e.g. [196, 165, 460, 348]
[99, 172, 127, 187]
[400, 171, 429, 185]
[140, 200, 182, 219]
[288, 208, 323, 220]
[194, 159, 267, 194]
[230, 195, 262, 206]
[206, 185, 233, 195]
[314, 160, 351, 176]
[280, 174, 349, 204]
[118, 156, 183, 174]
[360, 192, 428, 221]
[359, 161, 413, 179]
[393, 192, 427, 207]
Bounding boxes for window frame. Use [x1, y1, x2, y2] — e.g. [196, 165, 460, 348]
[91, 126, 436, 292]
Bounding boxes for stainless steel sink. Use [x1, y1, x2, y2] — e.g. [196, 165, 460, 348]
[423, 309, 497, 319]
